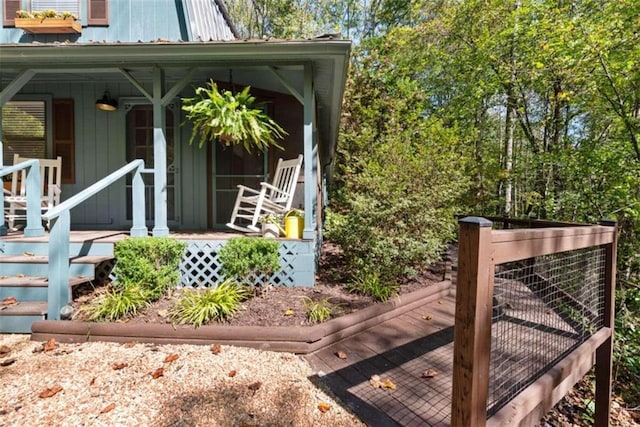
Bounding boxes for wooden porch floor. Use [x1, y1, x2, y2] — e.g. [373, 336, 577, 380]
[303, 292, 457, 427]
[0, 229, 247, 243]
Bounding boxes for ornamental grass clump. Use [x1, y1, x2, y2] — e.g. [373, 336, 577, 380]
[169, 279, 248, 327]
[302, 296, 334, 324]
[77, 280, 150, 322]
[346, 271, 398, 302]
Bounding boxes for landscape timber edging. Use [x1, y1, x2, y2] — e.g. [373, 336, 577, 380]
[31, 280, 452, 353]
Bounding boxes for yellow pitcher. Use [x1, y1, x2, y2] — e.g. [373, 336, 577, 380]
[284, 209, 304, 239]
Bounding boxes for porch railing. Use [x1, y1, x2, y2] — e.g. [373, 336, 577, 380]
[0, 159, 45, 237]
[451, 217, 617, 426]
[41, 159, 148, 320]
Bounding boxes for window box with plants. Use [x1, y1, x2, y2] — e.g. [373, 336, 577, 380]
[14, 10, 81, 34]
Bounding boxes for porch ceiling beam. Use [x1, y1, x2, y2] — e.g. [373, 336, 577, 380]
[0, 69, 36, 105]
[161, 67, 198, 105]
[268, 66, 303, 104]
[119, 68, 153, 102]
[31, 67, 121, 74]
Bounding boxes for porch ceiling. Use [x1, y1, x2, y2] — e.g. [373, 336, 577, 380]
[0, 38, 351, 164]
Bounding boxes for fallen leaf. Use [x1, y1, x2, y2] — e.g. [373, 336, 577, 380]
[157, 310, 168, 318]
[381, 379, 396, 390]
[335, 351, 348, 360]
[16, 274, 25, 278]
[100, 403, 116, 414]
[151, 368, 164, 379]
[164, 354, 179, 363]
[248, 381, 262, 393]
[111, 362, 128, 370]
[369, 375, 382, 388]
[228, 370, 237, 377]
[505, 302, 514, 309]
[39, 385, 62, 398]
[43, 338, 57, 352]
[23, 252, 34, 257]
[123, 342, 136, 348]
[89, 377, 96, 386]
[421, 369, 438, 378]
[317, 402, 331, 413]
[0, 345, 10, 357]
[438, 300, 443, 304]
[32, 346, 43, 354]
[284, 309, 295, 316]
[1, 297, 17, 306]
[211, 343, 221, 355]
[422, 314, 433, 320]
[369, 375, 396, 390]
[0, 358, 16, 367]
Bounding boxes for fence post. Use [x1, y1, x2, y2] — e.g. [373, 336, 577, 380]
[451, 217, 494, 426]
[47, 210, 70, 320]
[595, 219, 617, 426]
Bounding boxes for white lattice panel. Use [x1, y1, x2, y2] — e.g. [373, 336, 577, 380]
[179, 239, 316, 288]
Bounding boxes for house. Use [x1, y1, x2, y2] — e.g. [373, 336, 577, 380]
[0, 0, 351, 331]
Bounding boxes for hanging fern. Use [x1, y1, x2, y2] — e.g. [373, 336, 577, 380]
[182, 80, 287, 153]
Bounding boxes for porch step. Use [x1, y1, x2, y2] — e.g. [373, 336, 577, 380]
[0, 275, 91, 301]
[0, 301, 47, 333]
[0, 255, 113, 277]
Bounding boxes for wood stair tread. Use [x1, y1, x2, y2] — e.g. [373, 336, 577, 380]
[0, 275, 91, 287]
[0, 255, 113, 264]
[0, 301, 47, 316]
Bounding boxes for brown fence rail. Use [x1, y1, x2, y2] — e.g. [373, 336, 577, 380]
[451, 217, 617, 427]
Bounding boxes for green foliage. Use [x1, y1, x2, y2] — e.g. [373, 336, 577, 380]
[78, 282, 150, 322]
[181, 81, 286, 153]
[113, 237, 186, 299]
[346, 271, 398, 302]
[169, 279, 248, 327]
[301, 296, 334, 323]
[218, 237, 280, 285]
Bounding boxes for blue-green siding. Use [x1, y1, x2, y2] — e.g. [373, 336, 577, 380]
[1, 0, 189, 43]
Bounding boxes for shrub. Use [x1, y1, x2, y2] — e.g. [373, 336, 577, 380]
[218, 237, 280, 287]
[113, 237, 186, 298]
[169, 279, 248, 327]
[77, 281, 149, 322]
[346, 271, 398, 302]
[302, 297, 334, 323]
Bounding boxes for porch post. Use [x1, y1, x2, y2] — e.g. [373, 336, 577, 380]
[302, 63, 317, 240]
[152, 67, 169, 237]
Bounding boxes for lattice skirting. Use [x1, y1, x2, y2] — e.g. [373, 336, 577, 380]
[178, 239, 317, 288]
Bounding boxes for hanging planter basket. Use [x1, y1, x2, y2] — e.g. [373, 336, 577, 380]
[181, 80, 287, 153]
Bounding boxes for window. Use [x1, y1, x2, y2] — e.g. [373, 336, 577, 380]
[31, 0, 80, 16]
[2, 100, 47, 164]
[2, 99, 75, 183]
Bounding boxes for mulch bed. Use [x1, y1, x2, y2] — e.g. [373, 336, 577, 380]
[71, 242, 448, 328]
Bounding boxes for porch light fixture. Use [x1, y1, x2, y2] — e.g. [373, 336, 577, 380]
[95, 91, 118, 111]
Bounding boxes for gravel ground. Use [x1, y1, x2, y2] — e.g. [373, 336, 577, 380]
[0, 334, 364, 427]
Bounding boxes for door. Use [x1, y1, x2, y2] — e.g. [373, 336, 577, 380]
[212, 143, 268, 228]
[125, 104, 179, 224]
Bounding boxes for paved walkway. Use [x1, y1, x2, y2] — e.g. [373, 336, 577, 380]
[303, 291, 457, 427]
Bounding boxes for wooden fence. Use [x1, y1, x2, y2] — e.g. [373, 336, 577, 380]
[451, 217, 617, 426]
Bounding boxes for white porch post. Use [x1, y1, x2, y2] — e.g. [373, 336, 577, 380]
[302, 63, 317, 240]
[152, 67, 169, 236]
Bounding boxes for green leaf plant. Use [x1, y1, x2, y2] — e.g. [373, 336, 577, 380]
[182, 80, 287, 153]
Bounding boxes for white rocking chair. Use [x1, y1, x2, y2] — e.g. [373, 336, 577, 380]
[3, 154, 62, 230]
[226, 155, 303, 233]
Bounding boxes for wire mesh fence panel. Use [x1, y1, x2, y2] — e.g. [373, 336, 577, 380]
[487, 246, 606, 415]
